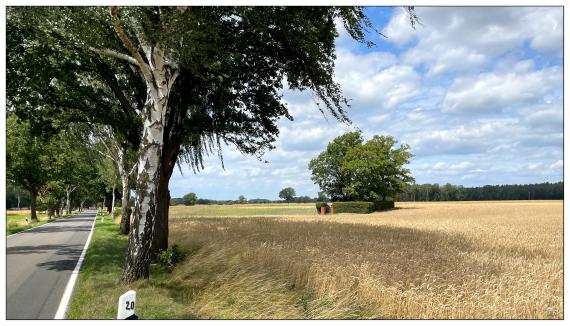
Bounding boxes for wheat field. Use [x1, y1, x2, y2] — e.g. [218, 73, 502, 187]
[167, 201, 562, 319]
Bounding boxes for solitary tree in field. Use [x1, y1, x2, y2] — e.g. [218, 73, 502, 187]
[309, 133, 414, 201]
[183, 193, 197, 206]
[308, 131, 363, 200]
[341, 135, 414, 201]
[238, 195, 247, 204]
[7, 6, 419, 283]
[279, 187, 296, 202]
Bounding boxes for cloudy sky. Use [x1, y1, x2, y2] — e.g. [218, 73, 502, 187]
[169, 6, 563, 200]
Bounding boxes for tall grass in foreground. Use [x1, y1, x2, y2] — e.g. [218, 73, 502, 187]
[69, 201, 562, 319]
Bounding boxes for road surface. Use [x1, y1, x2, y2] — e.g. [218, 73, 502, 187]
[6, 211, 96, 319]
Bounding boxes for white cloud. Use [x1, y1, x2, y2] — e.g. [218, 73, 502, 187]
[369, 113, 390, 124]
[334, 49, 420, 108]
[381, 7, 417, 46]
[167, 7, 563, 199]
[442, 66, 562, 114]
[433, 162, 447, 170]
[404, 45, 487, 77]
[550, 160, 563, 170]
[384, 7, 562, 76]
[527, 163, 542, 171]
[450, 161, 474, 171]
[523, 103, 563, 131]
[218, 169, 233, 176]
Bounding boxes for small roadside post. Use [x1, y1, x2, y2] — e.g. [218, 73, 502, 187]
[117, 290, 138, 320]
[330, 204, 334, 216]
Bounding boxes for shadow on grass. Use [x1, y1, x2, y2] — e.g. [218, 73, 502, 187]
[81, 223, 128, 275]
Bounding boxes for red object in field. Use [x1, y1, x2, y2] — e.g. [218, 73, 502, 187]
[330, 206, 334, 216]
[320, 207, 325, 215]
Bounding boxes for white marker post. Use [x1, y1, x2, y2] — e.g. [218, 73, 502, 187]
[117, 290, 137, 320]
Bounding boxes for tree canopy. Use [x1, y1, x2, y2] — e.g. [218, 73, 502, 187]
[6, 5, 419, 283]
[309, 132, 414, 201]
[308, 131, 363, 201]
[6, 115, 54, 221]
[183, 192, 197, 206]
[278, 187, 296, 202]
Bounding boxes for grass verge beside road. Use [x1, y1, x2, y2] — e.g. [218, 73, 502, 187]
[67, 215, 193, 319]
[7, 210, 72, 235]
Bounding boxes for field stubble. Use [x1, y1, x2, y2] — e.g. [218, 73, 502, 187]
[169, 201, 562, 319]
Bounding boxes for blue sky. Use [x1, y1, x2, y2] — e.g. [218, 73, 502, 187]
[169, 7, 563, 200]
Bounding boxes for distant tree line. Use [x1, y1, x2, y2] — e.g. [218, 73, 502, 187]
[396, 182, 563, 201]
[170, 196, 321, 205]
[169, 188, 329, 206]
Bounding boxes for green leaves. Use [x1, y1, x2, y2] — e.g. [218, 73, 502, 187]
[182, 192, 197, 206]
[7, 6, 383, 172]
[309, 132, 414, 201]
[308, 131, 363, 200]
[278, 187, 296, 202]
[6, 115, 53, 194]
[341, 135, 414, 201]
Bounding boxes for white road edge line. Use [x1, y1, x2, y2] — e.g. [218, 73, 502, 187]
[54, 213, 97, 319]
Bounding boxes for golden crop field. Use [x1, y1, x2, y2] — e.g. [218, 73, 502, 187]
[167, 201, 562, 319]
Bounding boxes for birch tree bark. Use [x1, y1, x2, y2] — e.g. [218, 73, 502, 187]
[111, 182, 116, 220]
[103, 6, 180, 282]
[65, 185, 77, 215]
[121, 53, 178, 282]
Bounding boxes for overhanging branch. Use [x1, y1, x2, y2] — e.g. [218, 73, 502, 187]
[89, 47, 139, 67]
[109, 6, 153, 80]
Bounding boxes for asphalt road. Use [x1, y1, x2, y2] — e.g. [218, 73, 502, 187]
[6, 211, 96, 319]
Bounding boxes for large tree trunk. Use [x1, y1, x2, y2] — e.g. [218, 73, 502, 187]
[111, 182, 116, 220]
[47, 206, 55, 220]
[120, 50, 178, 284]
[66, 185, 77, 215]
[152, 141, 180, 258]
[153, 177, 170, 258]
[30, 190, 38, 222]
[66, 189, 71, 215]
[59, 198, 65, 216]
[120, 174, 131, 234]
[107, 192, 113, 214]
